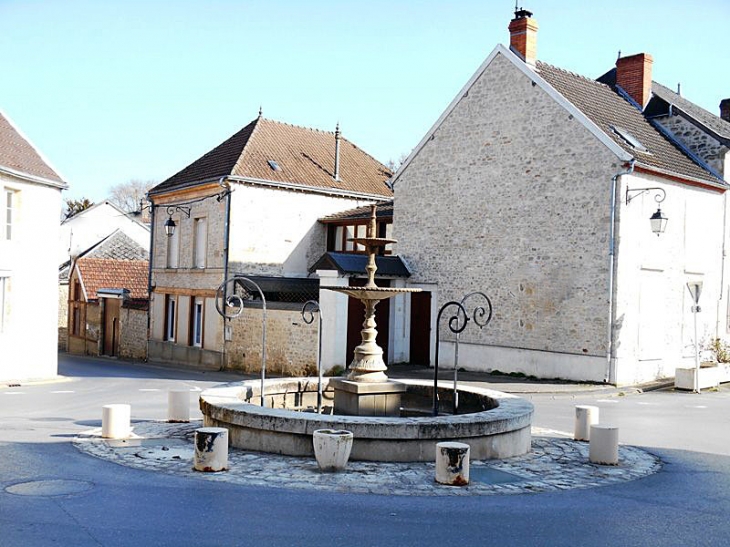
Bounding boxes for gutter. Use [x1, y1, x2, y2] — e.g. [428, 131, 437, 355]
[149, 175, 391, 202]
[0, 164, 69, 190]
[606, 159, 635, 384]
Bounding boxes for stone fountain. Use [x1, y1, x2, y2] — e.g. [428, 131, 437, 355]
[326, 204, 421, 417]
[199, 204, 533, 462]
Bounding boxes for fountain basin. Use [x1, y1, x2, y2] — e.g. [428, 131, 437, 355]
[200, 378, 533, 462]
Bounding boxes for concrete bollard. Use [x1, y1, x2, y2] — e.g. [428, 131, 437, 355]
[194, 427, 228, 472]
[168, 389, 190, 423]
[589, 425, 619, 465]
[102, 404, 131, 439]
[435, 442, 470, 486]
[574, 405, 599, 441]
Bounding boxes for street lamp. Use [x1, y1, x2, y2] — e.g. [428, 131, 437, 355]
[162, 205, 191, 238]
[626, 187, 668, 236]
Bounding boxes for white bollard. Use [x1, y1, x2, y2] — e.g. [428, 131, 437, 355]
[435, 442, 470, 486]
[194, 427, 228, 472]
[102, 404, 131, 439]
[574, 405, 599, 441]
[589, 424, 619, 465]
[168, 389, 190, 423]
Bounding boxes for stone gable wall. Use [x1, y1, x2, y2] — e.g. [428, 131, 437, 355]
[394, 52, 621, 373]
[654, 114, 728, 177]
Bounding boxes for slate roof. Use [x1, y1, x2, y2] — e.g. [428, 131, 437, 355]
[0, 110, 64, 184]
[309, 252, 411, 277]
[84, 229, 150, 261]
[649, 81, 730, 144]
[320, 200, 394, 223]
[150, 117, 392, 197]
[76, 258, 149, 300]
[537, 61, 722, 185]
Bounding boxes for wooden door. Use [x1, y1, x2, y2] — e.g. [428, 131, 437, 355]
[103, 299, 121, 356]
[409, 291, 431, 365]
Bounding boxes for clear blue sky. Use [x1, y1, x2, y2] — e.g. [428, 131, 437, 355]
[2, 0, 728, 201]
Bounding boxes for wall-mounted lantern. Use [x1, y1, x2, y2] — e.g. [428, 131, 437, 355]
[626, 187, 668, 236]
[163, 205, 191, 237]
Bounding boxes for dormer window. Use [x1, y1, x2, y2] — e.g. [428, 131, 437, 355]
[267, 160, 282, 172]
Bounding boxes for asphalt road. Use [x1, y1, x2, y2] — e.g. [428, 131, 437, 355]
[1, 354, 729, 546]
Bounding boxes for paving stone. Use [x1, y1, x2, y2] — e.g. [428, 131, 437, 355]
[73, 421, 662, 497]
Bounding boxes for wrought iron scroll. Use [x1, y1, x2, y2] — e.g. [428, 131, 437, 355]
[301, 300, 323, 413]
[215, 275, 268, 407]
[433, 301, 469, 416]
[453, 292, 493, 414]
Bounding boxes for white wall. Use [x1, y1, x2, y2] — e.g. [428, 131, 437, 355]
[59, 201, 149, 265]
[613, 171, 726, 385]
[228, 185, 372, 276]
[1, 173, 63, 381]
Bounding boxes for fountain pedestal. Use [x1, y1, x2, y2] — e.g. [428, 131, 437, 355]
[329, 378, 406, 417]
[325, 204, 421, 417]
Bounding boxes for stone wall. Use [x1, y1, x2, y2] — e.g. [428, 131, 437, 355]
[119, 306, 148, 360]
[58, 283, 68, 350]
[655, 114, 728, 178]
[394, 51, 620, 381]
[226, 307, 319, 376]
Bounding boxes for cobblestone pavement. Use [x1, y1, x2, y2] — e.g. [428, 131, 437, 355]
[73, 421, 661, 497]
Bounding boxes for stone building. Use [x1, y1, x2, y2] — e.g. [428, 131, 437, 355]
[391, 9, 729, 385]
[58, 200, 150, 348]
[147, 115, 393, 373]
[0, 109, 67, 382]
[67, 230, 149, 360]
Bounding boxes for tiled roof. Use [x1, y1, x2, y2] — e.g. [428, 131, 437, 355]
[76, 258, 149, 300]
[650, 81, 730, 143]
[150, 117, 392, 197]
[320, 200, 394, 222]
[537, 62, 722, 184]
[0, 110, 64, 183]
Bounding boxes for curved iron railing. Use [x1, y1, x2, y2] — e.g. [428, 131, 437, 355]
[301, 300, 324, 413]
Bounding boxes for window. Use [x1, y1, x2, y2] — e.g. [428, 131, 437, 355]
[72, 307, 81, 336]
[166, 220, 179, 268]
[4, 190, 14, 240]
[165, 295, 176, 341]
[327, 221, 393, 255]
[191, 298, 203, 347]
[0, 275, 8, 333]
[193, 217, 207, 268]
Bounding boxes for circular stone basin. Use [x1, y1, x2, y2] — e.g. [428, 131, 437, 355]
[200, 378, 533, 462]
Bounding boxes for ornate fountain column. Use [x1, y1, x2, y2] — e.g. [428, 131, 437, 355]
[325, 205, 421, 416]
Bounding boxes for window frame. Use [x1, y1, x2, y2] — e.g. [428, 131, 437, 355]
[164, 295, 177, 342]
[193, 217, 207, 269]
[191, 298, 203, 347]
[166, 217, 180, 269]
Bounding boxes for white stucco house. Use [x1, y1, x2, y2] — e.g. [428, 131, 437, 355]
[390, 8, 730, 385]
[0, 110, 68, 382]
[146, 114, 395, 372]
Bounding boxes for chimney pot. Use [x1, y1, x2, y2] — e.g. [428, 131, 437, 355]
[508, 9, 538, 66]
[616, 53, 653, 110]
[720, 99, 730, 123]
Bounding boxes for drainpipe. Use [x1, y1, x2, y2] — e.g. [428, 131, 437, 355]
[333, 123, 341, 182]
[606, 159, 635, 384]
[146, 195, 155, 362]
[220, 176, 232, 370]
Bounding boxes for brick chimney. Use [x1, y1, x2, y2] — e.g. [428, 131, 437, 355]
[508, 8, 538, 66]
[721, 99, 730, 122]
[616, 53, 653, 109]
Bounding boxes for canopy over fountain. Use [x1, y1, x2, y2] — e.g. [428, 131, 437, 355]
[325, 204, 421, 415]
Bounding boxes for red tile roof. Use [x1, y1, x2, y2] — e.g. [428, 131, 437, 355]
[0, 111, 64, 183]
[76, 258, 149, 300]
[150, 117, 392, 197]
